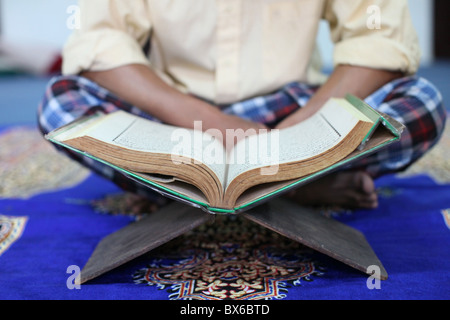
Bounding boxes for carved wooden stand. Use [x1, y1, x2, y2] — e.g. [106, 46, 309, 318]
[79, 198, 388, 284]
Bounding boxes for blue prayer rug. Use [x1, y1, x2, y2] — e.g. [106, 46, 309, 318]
[0, 126, 449, 300]
[1, 172, 449, 300]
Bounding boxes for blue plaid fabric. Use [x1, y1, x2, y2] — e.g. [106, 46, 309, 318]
[38, 75, 446, 197]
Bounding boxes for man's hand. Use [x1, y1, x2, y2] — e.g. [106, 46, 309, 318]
[210, 113, 269, 151]
[276, 65, 403, 129]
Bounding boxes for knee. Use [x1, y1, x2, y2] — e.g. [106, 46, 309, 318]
[388, 77, 447, 172]
[405, 77, 446, 151]
[38, 76, 79, 135]
[363, 77, 447, 176]
[384, 76, 446, 149]
[37, 75, 111, 136]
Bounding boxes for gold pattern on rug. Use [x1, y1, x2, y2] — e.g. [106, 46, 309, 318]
[0, 127, 89, 199]
[0, 215, 28, 256]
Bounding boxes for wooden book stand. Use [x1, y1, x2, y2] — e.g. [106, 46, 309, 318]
[79, 198, 388, 284]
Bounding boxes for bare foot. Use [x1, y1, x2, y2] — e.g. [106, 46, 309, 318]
[287, 171, 379, 210]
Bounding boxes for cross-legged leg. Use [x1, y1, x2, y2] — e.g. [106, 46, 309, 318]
[38, 75, 446, 210]
[286, 77, 446, 209]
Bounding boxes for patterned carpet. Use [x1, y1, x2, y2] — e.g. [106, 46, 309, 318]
[132, 215, 325, 300]
[0, 121, 449, 300]
[0, 126, 90, 199]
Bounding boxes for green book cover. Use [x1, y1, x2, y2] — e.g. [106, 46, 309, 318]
[46, 95, 403, 215]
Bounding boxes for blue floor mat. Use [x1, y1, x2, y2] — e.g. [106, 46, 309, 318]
[0, 172, 449, 300]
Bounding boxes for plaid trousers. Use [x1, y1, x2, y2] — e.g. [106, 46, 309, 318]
[38, 75, 446, 199]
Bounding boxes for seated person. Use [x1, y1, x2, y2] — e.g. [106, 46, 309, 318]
[38, 0, 446, 210]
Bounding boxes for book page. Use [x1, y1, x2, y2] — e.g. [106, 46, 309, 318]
[50, 113, 105, 142]
[65, 111, 227, 186]
[225, 99, 361, 187]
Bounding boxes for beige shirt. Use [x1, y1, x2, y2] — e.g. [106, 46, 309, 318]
[63, 0, 420, 105]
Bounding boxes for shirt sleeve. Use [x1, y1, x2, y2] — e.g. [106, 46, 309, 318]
[323, 0, 421, 75]
[62, 0, 152, 75]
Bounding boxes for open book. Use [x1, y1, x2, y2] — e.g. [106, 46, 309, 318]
[46, 95, 402, 214]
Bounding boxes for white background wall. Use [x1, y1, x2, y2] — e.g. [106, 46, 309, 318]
[2, 0, 77, 47]
[317, 0, 434, 67]
[1, 0, 435, 67]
